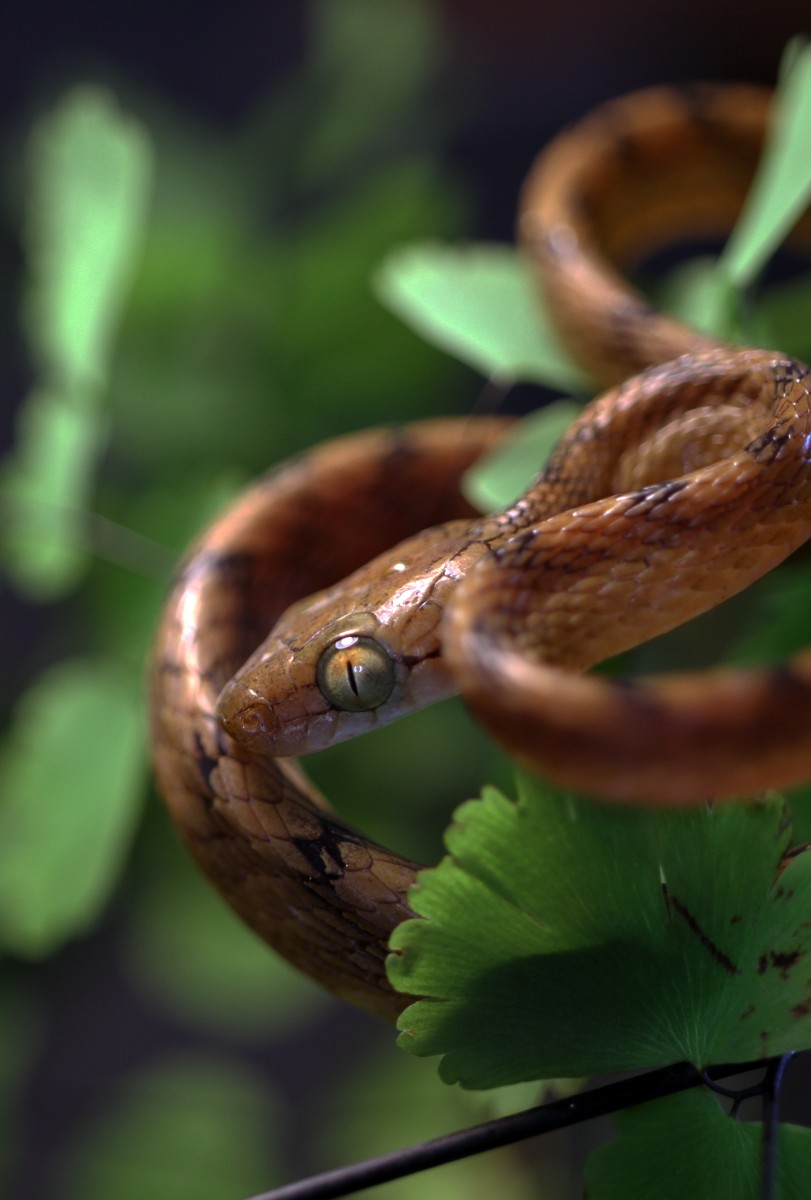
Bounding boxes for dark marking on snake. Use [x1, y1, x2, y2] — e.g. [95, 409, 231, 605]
[624, 478, 688, 515]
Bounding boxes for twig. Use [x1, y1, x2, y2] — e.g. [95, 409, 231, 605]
[245, 1058, 775, 1200]
[762, 1053, 795, 1200]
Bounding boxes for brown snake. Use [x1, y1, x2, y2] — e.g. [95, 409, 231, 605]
[150, 85, 811, 1020]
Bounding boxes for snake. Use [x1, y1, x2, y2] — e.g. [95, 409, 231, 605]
[150, 84, 811, 1020]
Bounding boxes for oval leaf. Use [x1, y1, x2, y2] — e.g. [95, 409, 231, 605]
[373, 242, 589, 389]
[0, 659, 145, 955]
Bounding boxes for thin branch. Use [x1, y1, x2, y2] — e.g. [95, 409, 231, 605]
[762, 1053, 795, 1200]
[246, 1058, 775, 1200]
[1, 494, 177, 582]
[702, 1065, 769, 1118]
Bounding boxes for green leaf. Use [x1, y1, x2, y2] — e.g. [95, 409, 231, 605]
[0, 659, 145, 955]
[295, 0, 445, 188]
[373, 242, 589, 389]
[653, 256, 742, 341]
[2, 86, 153, 598]
[1, 387, 107, 598]
[462, 400, 581, 511]
[721, 39, 811, 288]
[389, 780, 811, 1088]
[727, 561, 811, 668]
[272, 162, 467, 440]
[751, 273, 811, 363]
[60, 1056, 278, 1200]
[585, 1086, 811, 1200]
[22, 84, 153, 387]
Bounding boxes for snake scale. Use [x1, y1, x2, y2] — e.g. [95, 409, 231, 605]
[150, 85, 811, 1019]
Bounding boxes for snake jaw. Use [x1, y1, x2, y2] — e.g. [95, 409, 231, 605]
[216, 656, 392, 757]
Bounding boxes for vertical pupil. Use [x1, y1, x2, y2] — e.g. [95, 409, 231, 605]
[316, 634, 395, 712]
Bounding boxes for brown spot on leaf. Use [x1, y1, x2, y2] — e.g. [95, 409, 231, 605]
[769, 949, 803, 981]
[774, 842, 810, 882]
[671, 896, 739, 975]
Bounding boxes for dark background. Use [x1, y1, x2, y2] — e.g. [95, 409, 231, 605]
[7, 0, 807, 235]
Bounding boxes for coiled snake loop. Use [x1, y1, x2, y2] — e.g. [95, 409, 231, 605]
[150, 86, 811, 1018]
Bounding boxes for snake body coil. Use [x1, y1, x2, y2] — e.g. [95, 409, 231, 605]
[150, 85, 811, 1019]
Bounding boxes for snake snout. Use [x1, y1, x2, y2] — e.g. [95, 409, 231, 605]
[216, 681, 278, 749]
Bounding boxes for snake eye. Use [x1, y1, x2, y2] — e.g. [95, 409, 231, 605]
[316, 634, 396, 712]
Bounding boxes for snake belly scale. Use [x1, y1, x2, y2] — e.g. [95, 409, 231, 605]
[150, 84, 811, 1019]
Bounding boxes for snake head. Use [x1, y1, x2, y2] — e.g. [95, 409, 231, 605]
[216, 615, 419, 757]
[216, 523, 484, 757]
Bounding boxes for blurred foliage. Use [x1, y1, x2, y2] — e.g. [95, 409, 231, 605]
[462, 398, 581, 511]
[722, 36, 811, 289]
[321, 1046, 546, 1200]
[122, 816, 327, 1038]
[0, 1, 526, 1196]
[0, 658, 144, 954]
[375, 242, 590, 390]
[58, 1056, 280, 1200]
[2, 9, 811, 1200]
[3, 87, 153, 598]
[1, 0, 469, 964]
